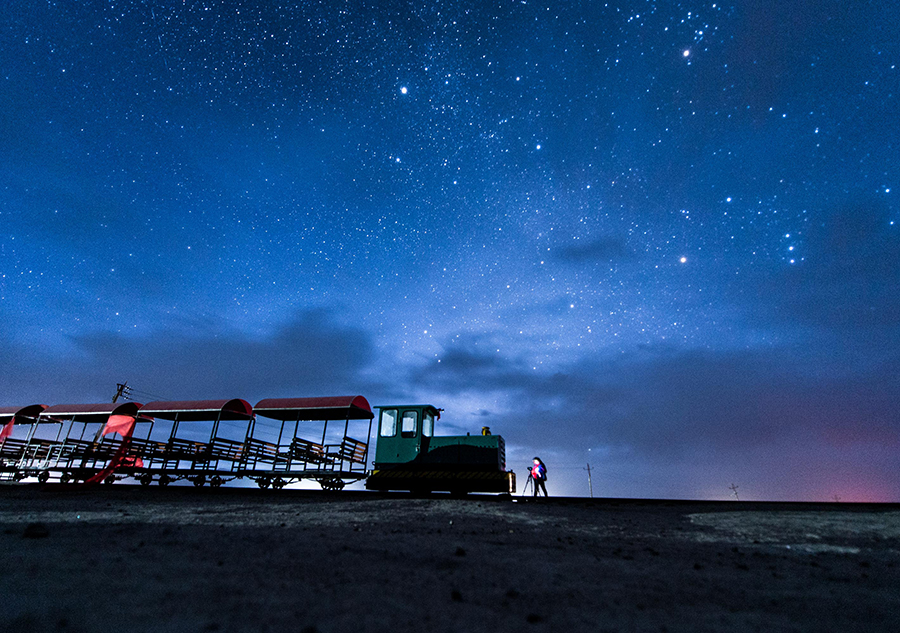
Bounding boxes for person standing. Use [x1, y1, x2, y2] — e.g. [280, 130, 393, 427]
[531, 457, 548, 497]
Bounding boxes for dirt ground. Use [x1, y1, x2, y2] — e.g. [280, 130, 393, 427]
[2, 485, 898, 633]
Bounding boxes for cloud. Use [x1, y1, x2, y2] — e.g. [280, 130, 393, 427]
[0, 309, 379, 405]
[410, 334, 900, 499]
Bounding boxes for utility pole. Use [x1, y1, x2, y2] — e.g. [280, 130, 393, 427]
[729, 483, 740, 500]
[112, 382, 131, 403]
[584, 463, 593, 498]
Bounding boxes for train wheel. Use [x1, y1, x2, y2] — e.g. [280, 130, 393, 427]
[139, 473, 153, 486]
[256, 476, 271, 489]
[37, 471, 50, 484]
[158, 474, 172, 486]
[13, 471, 26, 482]
[192, 475, 206, 487]
[317, 477, 345, 491]
[104, 475, 116, 485]
[60, 472, 72, 484]
[210, 475, 224, 488]
[272, 477, 285, 490]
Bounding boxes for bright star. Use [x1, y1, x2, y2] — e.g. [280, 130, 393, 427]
[683, 49, 690, 57]
[680, 256, 687, 263]
[400, 86, 408, 94]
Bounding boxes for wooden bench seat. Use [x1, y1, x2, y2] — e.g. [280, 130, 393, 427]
[59, 438, 92, 457]
[0, 438, 28, 462]
[244, 438, 281, 464]
[127, 438, 167, 460]
[53, 439, 94, 463]
[23, 439, 62, 460]
[327, 436, 368, 465]
[289, 437, 328, 464]
[208, 437, 247, 462]
[163, 438, 211, 461]
[93, 438, 125, 460]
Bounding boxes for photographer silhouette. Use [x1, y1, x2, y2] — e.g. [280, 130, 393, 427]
[530, 457, 548, 497]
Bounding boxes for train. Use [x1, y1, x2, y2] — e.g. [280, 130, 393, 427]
[0, 395, 516, 494]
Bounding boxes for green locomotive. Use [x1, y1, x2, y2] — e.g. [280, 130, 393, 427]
[365, 404, 515, 494]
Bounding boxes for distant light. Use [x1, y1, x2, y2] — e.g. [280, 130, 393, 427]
[726, 197, 732, 202]
[680, 256, 687, 263]
[536, 144, 541, 150]
[683, 49, 690, 57]
[400, 86, 408, 94]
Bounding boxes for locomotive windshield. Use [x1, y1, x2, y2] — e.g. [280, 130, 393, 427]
[400, 410, 418, 437]
[423, 411, 434, 437]
[380, 409, 397, 437]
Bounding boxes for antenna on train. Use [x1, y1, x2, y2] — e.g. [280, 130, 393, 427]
[112, 382, 132, 403]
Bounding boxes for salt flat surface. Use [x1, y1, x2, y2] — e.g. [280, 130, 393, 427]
[2, 486, 898, 633]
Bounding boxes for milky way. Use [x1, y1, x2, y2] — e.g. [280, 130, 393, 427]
[1, 1, 898, 500]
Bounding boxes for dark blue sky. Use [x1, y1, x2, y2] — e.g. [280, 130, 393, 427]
[2, 1, 898, 499]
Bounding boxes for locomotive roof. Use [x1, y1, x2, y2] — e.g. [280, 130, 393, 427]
[254, 395, 374, 421]
[375, 404, 441, 412]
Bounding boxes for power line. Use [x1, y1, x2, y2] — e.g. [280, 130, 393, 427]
[125, 386, 175, 402]
[112, 382, 132, 403]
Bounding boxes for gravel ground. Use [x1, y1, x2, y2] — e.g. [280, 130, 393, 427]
[2, 485, 899, 633]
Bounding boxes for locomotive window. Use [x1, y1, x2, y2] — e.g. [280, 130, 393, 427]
[401, 411, 418, 438]
[380, 409, 398, 437]
[423, 411, 434, 437]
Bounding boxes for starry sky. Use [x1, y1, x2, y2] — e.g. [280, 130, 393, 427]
[2, 1, 898, 500]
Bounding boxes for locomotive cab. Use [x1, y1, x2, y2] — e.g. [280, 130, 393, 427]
[366, 404, 515, 494]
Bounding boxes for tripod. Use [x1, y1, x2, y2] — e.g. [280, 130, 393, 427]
[521, 469, 533, 496]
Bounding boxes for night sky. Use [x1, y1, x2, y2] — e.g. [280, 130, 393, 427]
[2, 1, 898, 500]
